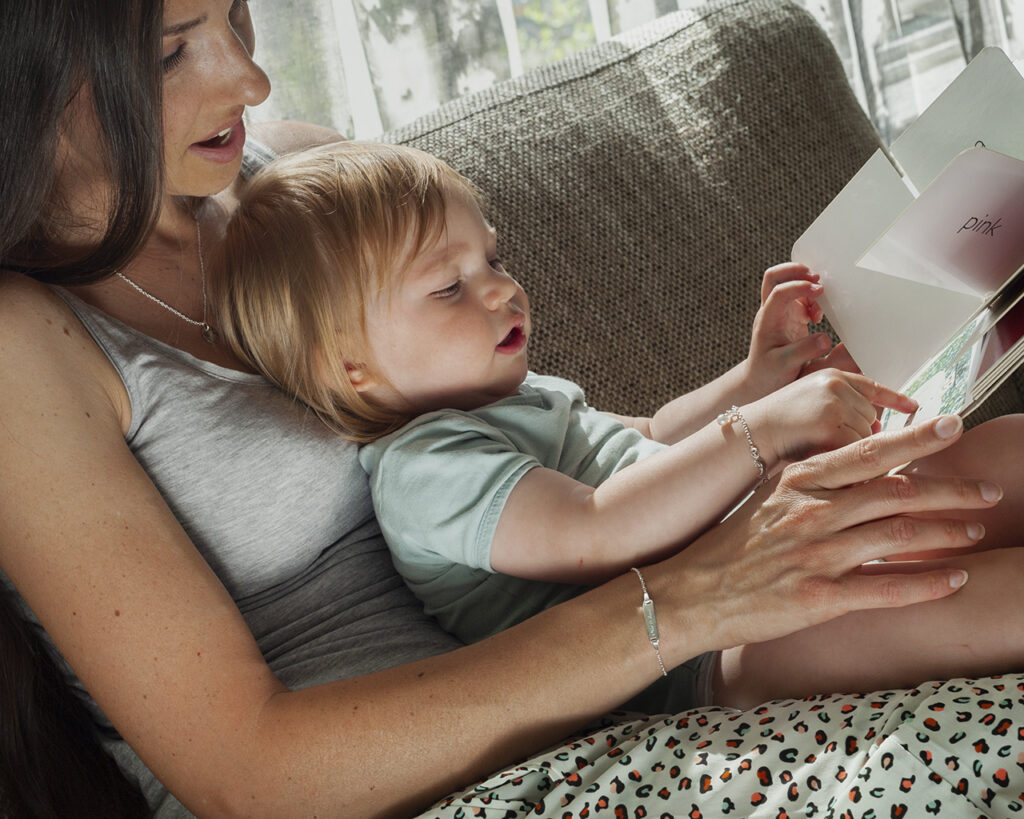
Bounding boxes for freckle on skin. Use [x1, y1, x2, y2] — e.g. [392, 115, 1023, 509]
[63, 326, 70, 336]
[114, 609, 120, 616]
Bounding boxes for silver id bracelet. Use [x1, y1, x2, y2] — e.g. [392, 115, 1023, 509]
[630, 567, 668, 677]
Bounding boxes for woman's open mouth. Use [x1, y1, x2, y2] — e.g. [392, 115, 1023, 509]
[197, 127, 234, 148]
[189, 121, 246, 163]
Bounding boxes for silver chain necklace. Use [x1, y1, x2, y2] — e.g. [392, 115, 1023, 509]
[115, 215, 219, 344]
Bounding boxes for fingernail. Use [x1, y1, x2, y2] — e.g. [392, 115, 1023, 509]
[966, 522, 985, 541]
[935, 415, 962, 439]
[950, 570, 968, 589]
[980, 481, 1003, 503]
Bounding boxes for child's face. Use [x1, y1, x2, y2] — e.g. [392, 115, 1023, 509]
[356, 193, 531, 415]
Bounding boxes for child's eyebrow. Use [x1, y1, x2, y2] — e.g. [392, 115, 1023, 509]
[410, 243, 463, 279]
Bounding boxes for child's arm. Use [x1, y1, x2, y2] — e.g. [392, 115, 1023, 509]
[491, 369, 917, 585]
[611, 263, 855, 445]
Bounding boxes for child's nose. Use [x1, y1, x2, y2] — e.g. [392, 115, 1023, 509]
[483, 270, 518, 309]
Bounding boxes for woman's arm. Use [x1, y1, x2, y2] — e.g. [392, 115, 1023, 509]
[0, 274, 990, 818]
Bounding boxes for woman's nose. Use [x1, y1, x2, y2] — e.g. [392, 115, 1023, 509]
[218, 25, 271, 108]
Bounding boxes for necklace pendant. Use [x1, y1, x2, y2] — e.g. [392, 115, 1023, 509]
[201, 324, 219, 344]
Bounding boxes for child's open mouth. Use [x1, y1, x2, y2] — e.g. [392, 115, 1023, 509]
[497, 326, 526, 353]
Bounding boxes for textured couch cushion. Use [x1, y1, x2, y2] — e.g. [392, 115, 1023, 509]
[383, 0, 1023, 422]
[382, 0, 881, 415]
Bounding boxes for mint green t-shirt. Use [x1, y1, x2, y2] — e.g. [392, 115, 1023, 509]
[359, 373, 666, 644]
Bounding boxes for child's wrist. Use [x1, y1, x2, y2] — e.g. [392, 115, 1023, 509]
[717, 403, 774, 485]
[732, 359, 766, 406]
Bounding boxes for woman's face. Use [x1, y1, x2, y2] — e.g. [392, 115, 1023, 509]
[160, 0, 271, 198]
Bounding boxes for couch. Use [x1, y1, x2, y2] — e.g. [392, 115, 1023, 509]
[382, 1, 1024, 815]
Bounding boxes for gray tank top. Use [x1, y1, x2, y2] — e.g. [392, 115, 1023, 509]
[53, 288, 459, 694]
[40, 289, 460, 815]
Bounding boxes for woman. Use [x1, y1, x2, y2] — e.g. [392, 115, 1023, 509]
[0, 1, 1012, 816]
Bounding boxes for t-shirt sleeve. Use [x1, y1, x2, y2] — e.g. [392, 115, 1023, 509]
[359, 413, 538, 573]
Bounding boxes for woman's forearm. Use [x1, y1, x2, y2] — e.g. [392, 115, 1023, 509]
[245, 572, 663, 817]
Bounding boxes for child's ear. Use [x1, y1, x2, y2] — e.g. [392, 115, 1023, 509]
[345, 361, 377, 392]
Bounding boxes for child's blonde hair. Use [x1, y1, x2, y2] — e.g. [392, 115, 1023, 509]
[212, 141, 481, 442]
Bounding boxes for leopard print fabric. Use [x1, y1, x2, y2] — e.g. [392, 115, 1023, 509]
[421, 675, 1024, 818]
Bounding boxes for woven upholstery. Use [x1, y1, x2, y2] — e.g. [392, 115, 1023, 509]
[383, 0, 1023, 421]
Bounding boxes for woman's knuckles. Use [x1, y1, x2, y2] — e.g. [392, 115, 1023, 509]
[850, 435, 884, 471]
[886, 473, 920, 504]
[888, 515, 916, 547]
[793, 573, 840, 615]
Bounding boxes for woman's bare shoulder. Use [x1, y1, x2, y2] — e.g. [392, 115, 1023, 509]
[0, 269, 65, 315]
[0, 272, 127, 420]
[1, 272, 91, 352]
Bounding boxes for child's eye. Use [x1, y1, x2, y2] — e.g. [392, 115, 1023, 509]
[161, 44, 187, 73]
[431, 281, 463, 299]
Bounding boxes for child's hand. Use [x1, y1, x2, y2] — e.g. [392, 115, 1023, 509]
[745, 369, 918, 467]
[800, 340, 861, 376]
[744, 263, 832, 397]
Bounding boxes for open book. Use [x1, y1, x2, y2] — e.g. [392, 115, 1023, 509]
[792, 47, 1024, 431]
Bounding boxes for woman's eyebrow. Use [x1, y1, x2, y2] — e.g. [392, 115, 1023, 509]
[163, 14, 207, 37]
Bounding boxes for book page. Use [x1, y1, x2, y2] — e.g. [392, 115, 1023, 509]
[859, 148, 1024, 298]
[792, 150, 976, 390]
[879, 265, 1024, 429]
[878, 310, 990, 431]
[890, 48, 1024, 191]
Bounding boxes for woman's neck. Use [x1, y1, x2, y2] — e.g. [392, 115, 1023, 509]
[66, 195, 253, 372]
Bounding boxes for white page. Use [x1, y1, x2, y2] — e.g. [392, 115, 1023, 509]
[859, 148, 1024, 298]
[890, 48, 1024, 191]
[792, 151, 977, 389]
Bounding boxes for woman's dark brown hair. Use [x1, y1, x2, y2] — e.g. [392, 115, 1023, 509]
[0, 0, 163, 814]
[0, 0, 165, 285]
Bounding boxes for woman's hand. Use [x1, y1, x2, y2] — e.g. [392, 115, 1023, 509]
[744, 368, 917, 468]
[648, 415, 999, 661]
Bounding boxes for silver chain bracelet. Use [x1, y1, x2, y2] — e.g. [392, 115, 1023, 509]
[716, 405, 770, 487]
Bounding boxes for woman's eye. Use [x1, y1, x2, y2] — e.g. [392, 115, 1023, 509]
[230, 0, 249, 19]
[161, 44, 187, 73]
[431, 281, 463, 299]
[490, 258, 506, 272]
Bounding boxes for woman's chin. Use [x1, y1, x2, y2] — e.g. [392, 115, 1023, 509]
[165, 155, 245, 200]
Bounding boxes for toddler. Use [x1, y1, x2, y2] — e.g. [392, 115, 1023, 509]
[213, 141, 1021, 711]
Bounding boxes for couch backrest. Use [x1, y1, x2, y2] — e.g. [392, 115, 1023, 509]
[384, 0, 881, 415]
